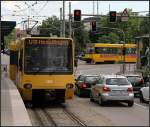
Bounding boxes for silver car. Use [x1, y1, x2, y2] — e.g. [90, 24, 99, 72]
[140, 82, 149, 103]
[90, 74, 134, 107]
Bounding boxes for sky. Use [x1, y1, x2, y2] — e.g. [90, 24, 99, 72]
[1, 1, 149, 29]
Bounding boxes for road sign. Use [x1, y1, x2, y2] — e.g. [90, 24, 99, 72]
[121, 8, 129, 22]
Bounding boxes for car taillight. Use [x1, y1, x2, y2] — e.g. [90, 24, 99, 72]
[102, 86, 111, 92]
[80, 83, 87, 88]
[140, 79, 144, 84]
[127, 87, 133, 92]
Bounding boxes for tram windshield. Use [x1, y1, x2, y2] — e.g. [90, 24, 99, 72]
[24, 39, 73, 74]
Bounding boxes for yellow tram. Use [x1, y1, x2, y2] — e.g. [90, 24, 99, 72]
[9, 37, 75, 103]
[84, 43, 137, 64]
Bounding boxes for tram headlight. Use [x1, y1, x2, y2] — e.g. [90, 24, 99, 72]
[24, 83, 32, 89]
[66, 83, 74, 89]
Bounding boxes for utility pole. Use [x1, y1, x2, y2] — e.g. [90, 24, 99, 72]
[123, 39, 126, 74]
[28, 16, 30, 29]
[93, 1, 95, 15]
[69, 2, 72, 38]
[97, 1, 99, 15]
[63, 0, 65, 37]
[60, 8, 62, 37]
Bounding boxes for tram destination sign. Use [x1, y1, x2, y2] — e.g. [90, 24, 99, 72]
[26, 39, 69, 45]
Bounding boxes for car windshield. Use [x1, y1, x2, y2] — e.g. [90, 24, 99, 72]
[85, 76, 99, 83]
[106, 78, 130, 85]
[24, 39, 73, 74]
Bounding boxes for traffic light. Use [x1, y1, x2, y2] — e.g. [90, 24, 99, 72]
[109, 11, 117, 22]
[91, 21, 96, 31]
[74, 10, 81, 21]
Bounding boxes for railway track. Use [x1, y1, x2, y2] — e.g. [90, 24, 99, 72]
[63, 108, 87, 126]
[27, 106, 87, 126]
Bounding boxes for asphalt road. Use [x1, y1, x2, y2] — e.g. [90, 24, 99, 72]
[75, 60, 137, 77]
[71, 60, 149, 126]
[66, 95, 149, 126]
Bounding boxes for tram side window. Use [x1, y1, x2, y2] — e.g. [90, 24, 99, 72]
[126, 48, 136, 54]
[95, 47, 107, 54]
[19, 49, 23, 71]
[95, 47, 121, 54]
[86, 48, 94, 54]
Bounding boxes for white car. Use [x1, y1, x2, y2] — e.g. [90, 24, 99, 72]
[139, 82, 149, 103]
[90, 74, 134, 107]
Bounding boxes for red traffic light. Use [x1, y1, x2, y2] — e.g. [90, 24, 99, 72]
[109, 11, 117, 22]
[74, 10, 81, 21]
[111, 12, 116, 17]
[91, 21, 96, 31]
[75, 11, 80, 16]
[92, 21, 96, 26]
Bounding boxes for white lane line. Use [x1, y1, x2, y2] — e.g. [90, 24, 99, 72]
[134, 103, 148, 109]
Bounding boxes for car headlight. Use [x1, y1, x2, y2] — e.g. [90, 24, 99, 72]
[24, 83, 32, 89]
[66, 83, 74, 89]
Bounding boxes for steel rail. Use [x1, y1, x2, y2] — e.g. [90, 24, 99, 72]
[63, 108, 87, 126]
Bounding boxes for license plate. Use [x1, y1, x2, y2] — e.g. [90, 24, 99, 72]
[110, 90, 128, 96]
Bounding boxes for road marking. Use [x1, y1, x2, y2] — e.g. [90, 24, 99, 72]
[134, 103, 148, 109]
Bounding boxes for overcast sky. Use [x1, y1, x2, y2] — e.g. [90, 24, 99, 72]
[1, 1, 149, 28]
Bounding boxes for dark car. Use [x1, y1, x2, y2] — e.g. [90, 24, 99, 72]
[3, 49, 10, 55]
[124, 74, 144, 96]
[75, 74, 99, 97]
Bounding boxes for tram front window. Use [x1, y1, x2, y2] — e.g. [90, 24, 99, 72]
[24, 39, 73, 74]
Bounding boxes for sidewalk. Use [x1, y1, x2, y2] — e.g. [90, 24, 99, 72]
[1, 72, 32, 126]
[1, 53, 32, 126]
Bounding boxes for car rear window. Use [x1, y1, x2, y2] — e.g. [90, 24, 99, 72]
[126, 76, 141, 83]
[85, 76, 99, 83]
[106, 78, 130, 85]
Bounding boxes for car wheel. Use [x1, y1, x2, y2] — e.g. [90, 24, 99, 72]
[98, 95, 104, 106]
[139, 91, 145, 103]
[128, 101, 134, 107]
[90, 92, 94, 102]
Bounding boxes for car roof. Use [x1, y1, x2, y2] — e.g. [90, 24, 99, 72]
[121, 74, 142, 77]
[100, 74, 127, 79]
[79, 74, 99, 77]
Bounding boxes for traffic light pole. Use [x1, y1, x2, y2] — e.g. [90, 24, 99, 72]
[63, 0, 65, 37]
[69, 2, 72, 37]
[60, 8, 63, 37]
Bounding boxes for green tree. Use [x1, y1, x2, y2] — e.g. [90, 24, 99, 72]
[38, 16, 61, 36]
[4, 29, 16, 48]
[39, 16, 90, 53]
[97, 9, 149, 43]
[139, 13, 149, 35]
[73, 22, 90, 52]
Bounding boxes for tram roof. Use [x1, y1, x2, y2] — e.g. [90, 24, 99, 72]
[86, 43, 136, 48]
[20, 36, 73, 41]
